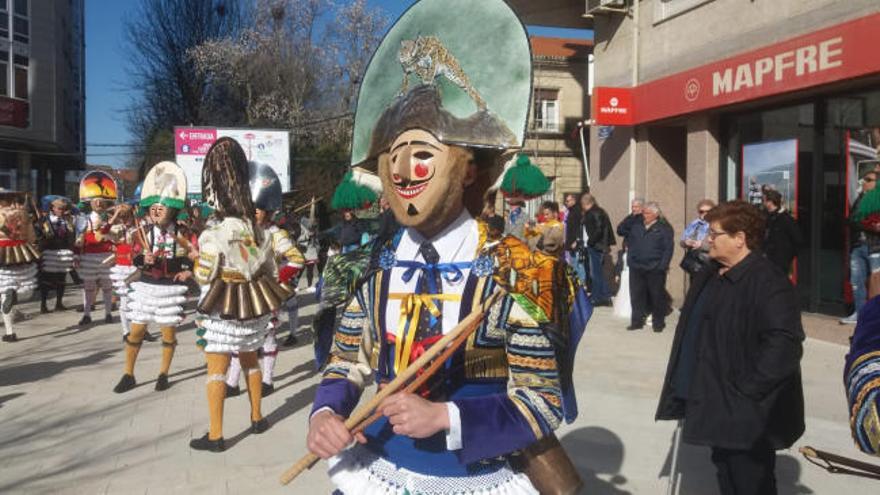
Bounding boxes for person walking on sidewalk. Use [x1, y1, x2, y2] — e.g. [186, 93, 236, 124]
[627, 202, 673, 331]
[656, 200, 804, 495]
[842, 171, 880, 324]
[580, 194, 616, 306]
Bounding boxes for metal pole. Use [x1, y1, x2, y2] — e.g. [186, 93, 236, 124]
[667, 420, 683, 495]
[579, 124, 592, 189]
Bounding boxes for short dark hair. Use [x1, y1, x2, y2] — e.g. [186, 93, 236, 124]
[487, 215, 505, 233]
[763, 189, 783, 208]
[704, 200, 766, 251]
[541, 201, 559, 213]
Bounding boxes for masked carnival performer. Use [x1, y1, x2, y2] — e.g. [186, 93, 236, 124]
[107, 201, 145, 340]
[113, 162, 192, 393]
[0, 190, 40, 343]
[75, 171, 119, 326]
[190, 138, 294, 452]
[306, 2, 588, 493]
[226, 164, 304, 397]
[37, 195, 76, 313]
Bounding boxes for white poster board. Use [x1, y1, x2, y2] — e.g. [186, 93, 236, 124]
[174, 127, 291, 194]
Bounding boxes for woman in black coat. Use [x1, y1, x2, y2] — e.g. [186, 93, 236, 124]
[655, 200, 804, 495]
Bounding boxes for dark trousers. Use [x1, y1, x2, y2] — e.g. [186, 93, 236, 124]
[629, 268, 667, 328]
[587, 247, 611, 302]
[711, 445, 777, 495]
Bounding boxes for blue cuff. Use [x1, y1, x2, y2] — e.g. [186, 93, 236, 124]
[311, 378, 362, 418]
[453, 394, 538, 464]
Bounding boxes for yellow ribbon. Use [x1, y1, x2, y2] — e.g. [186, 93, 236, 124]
[387, 292, 462, 374]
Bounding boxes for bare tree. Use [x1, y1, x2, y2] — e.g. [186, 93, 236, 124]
[123, 0, 245, 170]
[189, 0, 386, 198]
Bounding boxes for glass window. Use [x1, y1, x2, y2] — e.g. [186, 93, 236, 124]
[654, 0, 716, 23]
[533, 89, 560, 133]
[14, 64, 26, 100]
[12, 15, 26, 43]
[13, 0, 25, 16]
[0, 11, 8, 39]
[0, 61, 7, 96]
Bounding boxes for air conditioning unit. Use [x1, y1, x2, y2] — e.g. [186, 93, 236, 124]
[586, 0, 628, 15]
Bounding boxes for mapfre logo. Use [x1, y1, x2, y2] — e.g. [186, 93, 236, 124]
[685, 78, 701, 102]
[610, 97, 619, 107]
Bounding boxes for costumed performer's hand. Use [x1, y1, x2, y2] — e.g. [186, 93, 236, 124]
[378, 392, 450, 439]
[278, 265, 299, 284]
[307, 410, 366, 459]
[174, 270, 193, 283]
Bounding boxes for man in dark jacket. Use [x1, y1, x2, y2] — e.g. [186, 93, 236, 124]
[762, 189, 802, 275]
[565, 194, 586, 284]
[337, 209, 366, 253]
[616, 198, 644, 249]
[580, 194, 616, 305]
[627, 201, 673, 331]
[656, 200, 804, 495]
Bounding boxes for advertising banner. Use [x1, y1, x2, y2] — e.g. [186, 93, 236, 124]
[174, 127, 291, 194]
[741, 139, 798, 216]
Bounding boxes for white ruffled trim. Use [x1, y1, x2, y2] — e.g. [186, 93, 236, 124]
[201, 315, 272, 353]
[41, 249, 76, 273]
[328, 446, 538, 495]
[0, 264, 38, 294]
[124, 281, 188, 326]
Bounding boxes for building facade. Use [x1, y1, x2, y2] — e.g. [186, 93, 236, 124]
[0, 0, 85, 198]
[516, 0, 880, 314]
[525, 36, 592, 205]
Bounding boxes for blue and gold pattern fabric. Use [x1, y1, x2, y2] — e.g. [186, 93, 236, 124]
[311, 227, 580, 473]
[845, 295, 880, 456]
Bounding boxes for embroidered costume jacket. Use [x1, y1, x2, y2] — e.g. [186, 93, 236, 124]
[133, 224, 193, 283]
[312, 213, 569, 476]
[846, 295, 880, 456]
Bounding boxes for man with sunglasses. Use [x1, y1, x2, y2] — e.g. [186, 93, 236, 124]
[842, 171, 880, 324]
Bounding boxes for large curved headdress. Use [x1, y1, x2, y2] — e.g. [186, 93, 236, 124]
[141, 161, 187, 210]
[351, 0, 532, 169]
[78, 171, 118, 202]
[202, 137, 255, 220]
[249, 163, 282, 212]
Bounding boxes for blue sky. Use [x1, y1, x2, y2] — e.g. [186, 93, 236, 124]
[85, 0, 592, 168]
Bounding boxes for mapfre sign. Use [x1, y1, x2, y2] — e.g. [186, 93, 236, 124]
[632, 12, 880, 124]
[593, 87, 634, 125]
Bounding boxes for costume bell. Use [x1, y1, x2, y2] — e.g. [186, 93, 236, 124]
[113, 162, 193, 394]
[37, 195, 76, 313]
[226, 163, 304, 398]
[107, 202, 141, 339]
[75, 171, 119, 326]
[0, 191, 40, 343]
[190, 138, 294, 452]
[306, 1, 586, 492]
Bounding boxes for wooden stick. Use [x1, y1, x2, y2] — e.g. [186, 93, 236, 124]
[101, 254, 116, 266]
[293, 197, 321, 214]
[351, 312, 480, 436]
[279, 289, 506, 486]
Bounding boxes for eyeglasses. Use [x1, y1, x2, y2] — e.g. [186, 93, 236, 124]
[698, 209, 711, 214]
[707, 229, 729, 240]
[864, 177, 877, 183]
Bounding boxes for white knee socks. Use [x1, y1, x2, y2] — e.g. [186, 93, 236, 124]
[226, 355, 242, 388]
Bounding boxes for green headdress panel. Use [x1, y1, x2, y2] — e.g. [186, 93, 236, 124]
[351, 0, 532, 167]
[140, 161, 188, 210]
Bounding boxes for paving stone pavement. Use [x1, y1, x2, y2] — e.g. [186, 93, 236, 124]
[0, 286, 877, 494]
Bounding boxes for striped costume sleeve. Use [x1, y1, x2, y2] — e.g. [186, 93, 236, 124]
[453, 297, 563, 464]
[311, 286, 375, 418]
[271, 227, 305, 270]
[845, 296, 880, 456]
